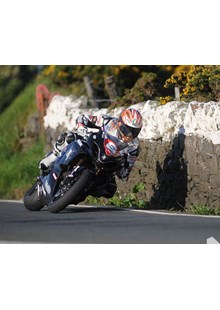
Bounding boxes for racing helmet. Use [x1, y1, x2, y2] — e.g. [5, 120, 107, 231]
[118, 108, 143, 140]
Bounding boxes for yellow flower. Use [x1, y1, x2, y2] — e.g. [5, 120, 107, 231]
[57, 71, 68, 79]
[159, 96, 172, 105]
[43, 65, 56, 76]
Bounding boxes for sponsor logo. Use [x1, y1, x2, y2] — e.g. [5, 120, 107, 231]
[104, 139, 119, 156]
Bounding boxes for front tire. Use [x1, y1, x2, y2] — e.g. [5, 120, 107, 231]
[48, 168, 92, 213]
[23, 180, 44, 211]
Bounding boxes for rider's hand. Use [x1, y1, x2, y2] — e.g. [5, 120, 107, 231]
[117, 167, 130, 181]
[77, 125, 88, 137]
[66, 132, 76, 143]
[53, 138, 68, 155]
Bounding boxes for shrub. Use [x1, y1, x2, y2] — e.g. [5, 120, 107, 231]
[41, 65, 144, 98]
[115, 72, 158, 107]
[164, 65, 220, 102]
[41, 66, 176, 104]
[85, 182, 149, 209]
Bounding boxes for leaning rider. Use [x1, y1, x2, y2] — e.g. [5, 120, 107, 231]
[39, 108, 143, 199]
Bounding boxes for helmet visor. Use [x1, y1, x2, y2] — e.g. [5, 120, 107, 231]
[119, 123, 141, 139]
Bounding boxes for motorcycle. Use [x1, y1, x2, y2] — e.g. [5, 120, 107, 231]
[23, 129, 125, 213]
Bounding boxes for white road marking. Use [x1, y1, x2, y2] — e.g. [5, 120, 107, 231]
[207, 237, 220, 244]
[126, 208, 220, 219]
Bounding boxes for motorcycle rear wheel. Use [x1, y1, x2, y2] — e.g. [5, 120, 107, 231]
[23, 180, 44, 211]
[47, 168, 92, 213]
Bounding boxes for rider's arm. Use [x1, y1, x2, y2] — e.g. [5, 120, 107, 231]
[75, 114, 112, 137]
[76, 114, 103, 129]
[76, 114, 112, 130]
[117, 139, 140, 181]
[126, 147, 140, 171]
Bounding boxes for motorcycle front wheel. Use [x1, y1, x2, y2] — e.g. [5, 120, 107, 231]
[47, 168, 92, 213]
[23, 180, 45, 211]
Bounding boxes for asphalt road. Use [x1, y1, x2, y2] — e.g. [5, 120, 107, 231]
[0, 200, 220, 243]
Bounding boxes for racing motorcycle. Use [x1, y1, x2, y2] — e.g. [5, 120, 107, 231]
[23, 130, 125, 213]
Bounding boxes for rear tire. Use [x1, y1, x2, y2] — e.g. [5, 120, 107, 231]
[23, 181, 44, 211]
[48, 169, 92, 213]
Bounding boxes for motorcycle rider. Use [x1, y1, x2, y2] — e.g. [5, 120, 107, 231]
[39, 107, 143, 199]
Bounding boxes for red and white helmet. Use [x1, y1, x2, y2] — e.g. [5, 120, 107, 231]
[118, 108, 143, 139]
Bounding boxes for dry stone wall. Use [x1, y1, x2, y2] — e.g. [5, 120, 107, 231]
[184, 136, 220, 209]
[117, 135, 220, 210]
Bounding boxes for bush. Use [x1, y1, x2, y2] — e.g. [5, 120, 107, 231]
[115, 72, 158, 107]
[85, 182, 149, 209]
[164, 65, 220, 102]
[42, 65, 145, 98]
[41, 66, 177, 105]
[108, 183, 148, 208]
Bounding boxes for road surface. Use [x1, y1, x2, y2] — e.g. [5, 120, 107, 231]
[0, 200, 220, 243]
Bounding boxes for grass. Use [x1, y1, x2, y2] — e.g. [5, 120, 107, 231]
[0, 80, 45, 199]
[0, 139, 44, 199]
[187, 204, 220, 216]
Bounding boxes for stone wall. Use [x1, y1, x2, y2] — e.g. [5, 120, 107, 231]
[184, 136, 220, 209]
[117, 135, 220, 210]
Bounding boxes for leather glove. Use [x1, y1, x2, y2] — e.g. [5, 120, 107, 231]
[66, 132, 77, 143]
[116, 167, 130, 181]
[54, 131, 76, 155]
[53, 139, 68, 155]
[77, 125, 88, 137]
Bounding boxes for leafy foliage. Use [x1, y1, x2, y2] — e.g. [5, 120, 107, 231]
[0, 65, 38, 112]
[41, 65, 177, 102]
[42, 65, 142, 97]
[108, 182, 148, 208]
[164, 65, 220, 102]
[115, 72, 159, 107]
[85, 182, 148, 209]
[159, 96, 173, 105]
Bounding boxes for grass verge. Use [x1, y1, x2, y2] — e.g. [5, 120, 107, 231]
[0, 80, 45, 199]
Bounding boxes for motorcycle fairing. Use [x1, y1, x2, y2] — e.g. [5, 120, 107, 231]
[41, 140, 88, 200]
